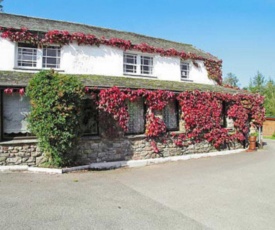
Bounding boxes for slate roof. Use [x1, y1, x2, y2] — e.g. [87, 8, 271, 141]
[0, 71, 248, 95]
[0, 13, 219, 61]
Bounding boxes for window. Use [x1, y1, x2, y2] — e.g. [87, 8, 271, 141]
[16, 43, 61, 69]
[141, 56, 153, 75]
[221, 102, 234, 129]
[126, 98, 145, 134]
[163, 100, 178, 131]
[2, 92, 32, 139]
[80, 97, 98, 135]
[43, 46, 61, 68]
[180, 62, 189, 80]
[17, 43, 37, 67]
[124, 54, 137, 74]
[124, 53, 153, 76]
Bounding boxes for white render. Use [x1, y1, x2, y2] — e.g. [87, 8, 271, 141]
[0, 37, 215, 85]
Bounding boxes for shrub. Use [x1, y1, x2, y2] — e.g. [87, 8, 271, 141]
[26, 71, 85, 166]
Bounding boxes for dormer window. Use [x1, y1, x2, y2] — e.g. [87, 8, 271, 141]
[124, 53, 153, 76]
[16, 43, 61, 69]
[180, 62, 189, 80]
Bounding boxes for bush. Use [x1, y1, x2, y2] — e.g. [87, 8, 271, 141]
[26, 71, 85, 166]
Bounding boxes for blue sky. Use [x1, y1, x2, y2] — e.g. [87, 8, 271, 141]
[2, 0, 275, 87]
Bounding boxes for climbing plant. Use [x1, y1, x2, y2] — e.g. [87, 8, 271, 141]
[26, 71, 85, 166]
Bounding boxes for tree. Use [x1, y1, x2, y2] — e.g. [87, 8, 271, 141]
[0, 0, 3, 12]
[264, 79, 275, 116]
[248, 72, 275, 117]
[223, 73, 239, 87]
[248, 71, 266, 94]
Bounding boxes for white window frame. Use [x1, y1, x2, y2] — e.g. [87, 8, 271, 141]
[180, 61, 190, 80]
[16, 43, 61, 70]
[42, 46, 61, 69]
[17, 44, 38, 68]
[123, 53, 154, 77]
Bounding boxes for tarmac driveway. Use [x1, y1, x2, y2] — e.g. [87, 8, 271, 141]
[1, 140, 275, 230]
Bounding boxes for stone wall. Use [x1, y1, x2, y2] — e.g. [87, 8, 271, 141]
[0, 141, 45, 166]
[0, 136, 244, 166]
[74, 136, 243, 165]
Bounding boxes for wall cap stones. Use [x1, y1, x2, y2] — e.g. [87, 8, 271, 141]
[0, 147, 246, 174]
[0, 139, 38, 145]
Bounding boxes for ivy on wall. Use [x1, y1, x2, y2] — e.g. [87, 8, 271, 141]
[26, 71, 85, 166]
[95, 86, 265, 152]
[0, 27, 222, 84]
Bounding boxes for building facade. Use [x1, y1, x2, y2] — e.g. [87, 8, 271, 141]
[0, 13, 263, 167]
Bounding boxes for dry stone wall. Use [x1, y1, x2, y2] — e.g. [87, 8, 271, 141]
[0, 137, 243, 166]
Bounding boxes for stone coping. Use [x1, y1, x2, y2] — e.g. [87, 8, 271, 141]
[0, 148, 246, 174]
[0, 139, 38, 145]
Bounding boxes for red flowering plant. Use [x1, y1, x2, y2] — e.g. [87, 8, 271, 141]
[3, 87, 25, 96]
[98, 86, 129, 132]
[0, 27, 39, 44]
[175, 90, 232, 149]
[91, 86, 264, 153]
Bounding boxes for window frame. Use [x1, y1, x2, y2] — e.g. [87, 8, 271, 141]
[163, 100, 180, 132]
[42, 46, 61, 69]
[15, 43, 61, 70]
[125, 98, 146, 135]
[17, 43, 38, 68]
[81, 96, 99, 137]
[0, 90, 35, 141]
[180, 61, 190, 80]
[123, 52, 154, 77]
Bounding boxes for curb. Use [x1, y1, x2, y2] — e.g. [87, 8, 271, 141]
[0, 148, 246, 174]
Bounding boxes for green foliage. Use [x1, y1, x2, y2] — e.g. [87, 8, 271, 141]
[248, 72, 275, 116]
[249, 72, 266, 94]
[26, 71, 85, 166]
[264, 79, 275, 116]
[223, 73, 239, 87]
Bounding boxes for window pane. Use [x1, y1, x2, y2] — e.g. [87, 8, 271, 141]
[163, 100, 178, 131]
[126, 98, 145, 134]
[17, 45, 37, 67]
[141, 56, 153, 75]
[181, 62, 189, 79]
[81, 98, 98, 135]
[3, 93, 31, 135]
[42, 46, 61, 68]
[124, 53, 137, 74]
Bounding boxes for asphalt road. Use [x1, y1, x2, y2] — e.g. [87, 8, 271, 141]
[1, 139, 275, 230]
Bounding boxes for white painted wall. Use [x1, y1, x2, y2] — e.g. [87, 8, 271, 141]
[154, 56, 180, 81]
[61, 43, 123, 76]
[0, 38, 15, 71]
[0, 38, 215, 85]
[189, 60, 215, 85]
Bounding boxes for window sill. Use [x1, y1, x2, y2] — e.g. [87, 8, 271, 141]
[81, 136, 101, 140]
[0, 139, 38, 145]
[126, 134, 147, 139]
[181, 79, 193, 82]
[14, 67, 65, 72]
[123, 73, 157, 79]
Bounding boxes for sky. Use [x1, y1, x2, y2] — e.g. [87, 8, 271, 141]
[2, 0, 275, 87]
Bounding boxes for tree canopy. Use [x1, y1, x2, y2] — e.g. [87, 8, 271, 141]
[248, 72, 275, 117]
[223, 73, 239, 87]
